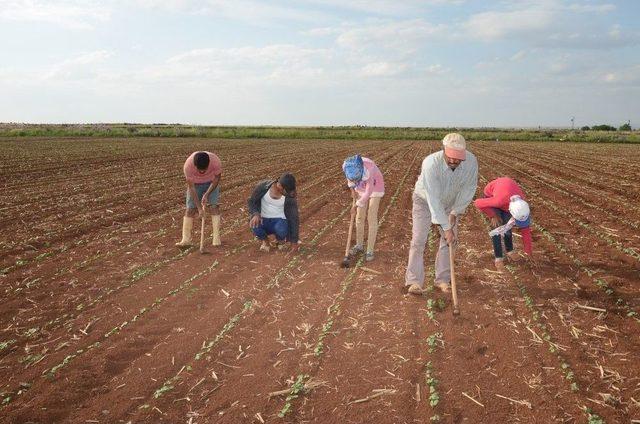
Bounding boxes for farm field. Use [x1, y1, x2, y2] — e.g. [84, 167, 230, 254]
[0, 137, 639, 423]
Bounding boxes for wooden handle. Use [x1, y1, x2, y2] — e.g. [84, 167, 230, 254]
[449, 245, 459, 312]
[344, 201, 356, 257]
[200, 216, 206, 251]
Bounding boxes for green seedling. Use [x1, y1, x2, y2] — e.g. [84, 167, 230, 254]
[278, 374, 308, 418]
[426, 333, 442, 353]
[0, 340, 16, 351]
[154, 376, 179, 399]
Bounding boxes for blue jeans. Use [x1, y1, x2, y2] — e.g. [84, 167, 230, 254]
[186, 183, 220, 209]
[252, 218, 288, 241]
[491, 209, 513, 259]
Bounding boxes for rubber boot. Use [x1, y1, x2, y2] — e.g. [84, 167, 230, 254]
[211, 215, 221, 246]
[175, 216, 194, 247]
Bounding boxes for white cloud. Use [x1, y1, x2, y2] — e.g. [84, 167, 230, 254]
[42, 50, 113, 81]
[360, 61, 407, 77]
[510, 50, 527, 61]
[464, 8, 554, 41]
[300, 0, 466, 16]
[334, 19, 447, 54]
[601, 64, 640, 85]
[566, 3, 616, 14]
[425, 64, 447, 75]
[135, 44, 337, 88]
[131, 0, 330, 25]
[463, 2, 638, 49]
[0, 0, 110, 29]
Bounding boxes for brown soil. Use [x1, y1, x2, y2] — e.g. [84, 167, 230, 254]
[0, 138, 638, 423]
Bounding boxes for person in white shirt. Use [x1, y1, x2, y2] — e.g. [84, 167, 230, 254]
[404, 133, 478, 294]
[247, 174, 300, 252]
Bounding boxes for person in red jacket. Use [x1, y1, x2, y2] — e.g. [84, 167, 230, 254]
[474, 177, 533, 271]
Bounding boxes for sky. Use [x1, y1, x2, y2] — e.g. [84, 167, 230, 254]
[0, 0, 639, 127]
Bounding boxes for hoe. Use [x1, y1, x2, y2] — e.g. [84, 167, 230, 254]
[449, 245, 460, 315]
[199, 213, 208, 254]
[340, 200, 357, 268]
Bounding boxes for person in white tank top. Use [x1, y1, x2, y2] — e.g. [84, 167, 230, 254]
[247, 174, 300, 252]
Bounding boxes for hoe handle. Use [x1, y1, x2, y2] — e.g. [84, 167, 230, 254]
[344, 200, 356, 257]
[200, 215, 206, 252]
[449, 245, 460, 313]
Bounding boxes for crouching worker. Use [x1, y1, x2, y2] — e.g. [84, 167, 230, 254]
[248, 173, 300, 252]
[474, 177, 533, 271]
[176, 151, 222, 247]
[342, 155, 385, 262]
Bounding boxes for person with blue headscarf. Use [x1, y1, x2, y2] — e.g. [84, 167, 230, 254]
[342, 154, 385, 262]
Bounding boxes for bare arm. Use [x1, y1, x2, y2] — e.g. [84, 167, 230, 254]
[187, 181, 203, 214]
[201, 174, 221, 209]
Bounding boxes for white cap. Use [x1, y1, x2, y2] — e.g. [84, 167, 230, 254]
[442, 133, 466, 160]
[509, 195, 530, 221]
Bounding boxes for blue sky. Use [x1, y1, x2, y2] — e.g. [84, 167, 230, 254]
[1, 0, 638, 127]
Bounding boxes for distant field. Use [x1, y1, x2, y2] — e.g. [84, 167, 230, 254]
[0, 137, 638, 423]
[0, 123, 638, 143]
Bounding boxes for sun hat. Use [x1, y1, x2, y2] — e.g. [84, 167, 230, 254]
[509, 195, 531, 228]
[442, 133, 466, 160]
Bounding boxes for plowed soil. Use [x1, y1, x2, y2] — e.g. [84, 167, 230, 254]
[0, 137, 638, 424]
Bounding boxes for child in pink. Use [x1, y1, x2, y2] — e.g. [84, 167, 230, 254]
[474, 177, 533, 269]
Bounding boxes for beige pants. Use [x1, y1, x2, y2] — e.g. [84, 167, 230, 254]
[356, 197, 382, 254]
[405, 192, 458, 288]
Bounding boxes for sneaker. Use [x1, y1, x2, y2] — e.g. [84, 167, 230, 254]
[365, 252, 374, 262]
[434, 280, 450, 293]
[175, 240, 192, 248]
[349, 244, 364, 256]
[495, 258, 505, 272]
[407, 283, 424, 295]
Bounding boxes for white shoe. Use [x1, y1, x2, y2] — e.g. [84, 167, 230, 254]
[434, 280, 450, 293]
[407, 283, 423, 295]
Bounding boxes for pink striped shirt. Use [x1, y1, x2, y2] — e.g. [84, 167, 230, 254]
[183, 152, 222, 184]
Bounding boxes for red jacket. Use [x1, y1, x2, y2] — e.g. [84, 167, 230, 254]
[474, 177, 532, 255]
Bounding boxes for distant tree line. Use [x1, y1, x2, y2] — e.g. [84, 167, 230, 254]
[581, 123, 632, 131]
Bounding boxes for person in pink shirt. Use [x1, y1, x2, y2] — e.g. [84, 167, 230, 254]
[176, 151, 223, 247]
[474, 177, 533, 271]
[342, 154, 385, 261]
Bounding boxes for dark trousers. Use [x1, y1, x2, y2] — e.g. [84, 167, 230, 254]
[491, 209, 513, 259]
[252, 218, 288, 241]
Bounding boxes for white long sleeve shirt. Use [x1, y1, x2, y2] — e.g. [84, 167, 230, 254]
[414, 150, 478, 231]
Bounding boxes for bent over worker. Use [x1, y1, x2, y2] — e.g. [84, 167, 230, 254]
[176, 151, 222, 247]
[342, 154, 385, 262]
[405, 133, 478, 294]
[474, 177, 533, 271]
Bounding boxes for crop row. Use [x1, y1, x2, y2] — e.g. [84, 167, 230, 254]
[0, 145, 410, 379]
[473, 205, 606, 423]
[0, 144, 415, 415]
[274, 148, 421, 418]
[479, 149, 640, 230]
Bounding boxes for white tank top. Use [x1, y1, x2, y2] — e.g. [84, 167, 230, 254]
[260, 190, 286, 219]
